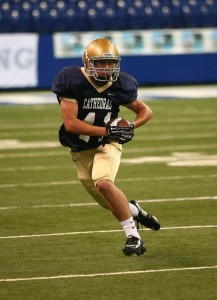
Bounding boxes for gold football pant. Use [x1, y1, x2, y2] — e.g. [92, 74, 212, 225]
[69, 143, 122, 209]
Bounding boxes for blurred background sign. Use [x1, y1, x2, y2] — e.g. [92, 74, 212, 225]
[0, 34, 38, 88]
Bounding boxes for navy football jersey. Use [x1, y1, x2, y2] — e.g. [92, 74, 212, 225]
[52, 66, 138, 151]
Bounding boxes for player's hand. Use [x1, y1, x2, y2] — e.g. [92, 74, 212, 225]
[106, 122, 134, 144]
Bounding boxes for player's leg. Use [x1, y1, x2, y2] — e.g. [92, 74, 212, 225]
[93, 143, 146, 255]
[93, 143, 129, 221]
[69, 147, 149, 223]
[69, 149, 109, 209]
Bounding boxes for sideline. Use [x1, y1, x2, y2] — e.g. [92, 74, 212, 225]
[0, 85, 217, 105]
[0, 265, 217, 282]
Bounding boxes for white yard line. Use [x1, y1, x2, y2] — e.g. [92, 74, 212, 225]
[138, 85, 217, 100]
[0, 225, 216, 240]
[0, 144, 217, 158]
[0, 165, 73, 172]
[0, 196, 216, 211]
[0, 265, 217, 283]
[0, 174, 216, 189]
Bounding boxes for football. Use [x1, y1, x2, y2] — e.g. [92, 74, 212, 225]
[106, 118, 129, 127]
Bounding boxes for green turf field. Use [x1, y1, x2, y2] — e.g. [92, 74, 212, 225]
[0, 97, 217, 300]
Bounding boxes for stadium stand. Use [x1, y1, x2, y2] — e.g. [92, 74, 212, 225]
[0, 0, 217, 33]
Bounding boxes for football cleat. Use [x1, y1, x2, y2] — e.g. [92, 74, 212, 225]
[123, 235, 146, 256]
[130, 200, 160, 231]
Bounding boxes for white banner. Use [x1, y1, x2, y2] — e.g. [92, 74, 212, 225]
[0, 34, 38, 88]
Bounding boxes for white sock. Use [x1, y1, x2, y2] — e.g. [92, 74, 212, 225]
[129, 202, 139, 217]
[120, 217, 141, 239]
[129, 202, 147, 217]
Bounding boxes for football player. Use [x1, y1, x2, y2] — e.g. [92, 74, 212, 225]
[52, 38, 160, 256]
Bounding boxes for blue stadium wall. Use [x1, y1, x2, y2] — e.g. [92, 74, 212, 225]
[39, 35, 217, 88]
[1, 33, 217, 90]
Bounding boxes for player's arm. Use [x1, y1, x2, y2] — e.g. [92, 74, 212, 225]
[125, 99, 153, 128]
[60, 99, 106, 136]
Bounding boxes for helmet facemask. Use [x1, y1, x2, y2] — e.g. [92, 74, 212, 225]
[87, 56, 120, 82]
